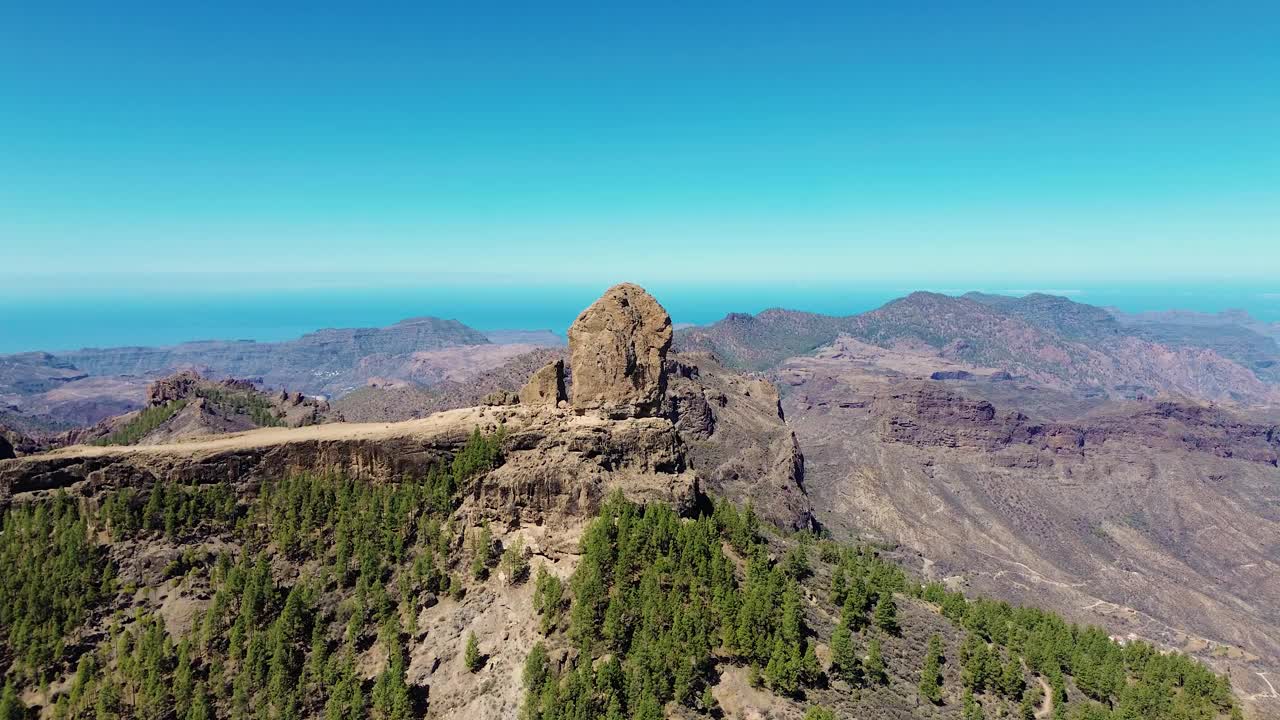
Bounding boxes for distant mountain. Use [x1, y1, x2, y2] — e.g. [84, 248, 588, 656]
[1109, 307, 1280, 383]
[675, 308, 852, 370]
[333, 347, 566, 422]
[59, 317, 492, 393]
[481, 328, 565, 346]
[678, 291, 1280, 405]
[0, 316, 560, 430]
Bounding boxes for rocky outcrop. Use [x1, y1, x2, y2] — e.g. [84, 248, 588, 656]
[519, 360, 567, 407]
[568, 284, 672, 418]
[0, 434, 13, 461]
[481, 390, 520, 406]
[877, 384, 1280, 465]
[57, 371, 339, 447]
[663, 353, 812, 530]
[146, 370, 203, 406]
[0, 406, 699, 525]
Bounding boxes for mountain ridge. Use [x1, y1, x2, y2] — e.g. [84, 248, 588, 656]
[678, 291, 1280, 406]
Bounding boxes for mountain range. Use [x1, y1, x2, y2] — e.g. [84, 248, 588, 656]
[678, 291, 1280, 404]
[1, 284, 1276, 719]
[0, 320, 563, 432]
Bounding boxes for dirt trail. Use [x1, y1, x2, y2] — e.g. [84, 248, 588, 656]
[1036, 676, 1054, 719]
[32, 405, 607, 461]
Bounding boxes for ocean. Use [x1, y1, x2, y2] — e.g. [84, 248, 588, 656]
[1, 282, 1277, 355]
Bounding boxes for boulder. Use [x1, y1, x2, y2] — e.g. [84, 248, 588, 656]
[568, 283, 672, 418]
[519, 359, 567, 406]
[481, 390, 520, 406]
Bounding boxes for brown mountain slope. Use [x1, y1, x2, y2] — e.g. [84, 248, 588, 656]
[677, 292, 1280, 405]
[777, 350, 1280, 711]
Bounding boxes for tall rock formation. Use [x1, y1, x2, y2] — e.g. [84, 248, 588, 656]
[568, 283, 673, 418]
[518, 359, 567, 406]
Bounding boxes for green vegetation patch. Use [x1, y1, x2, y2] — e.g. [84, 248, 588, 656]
[0, 427, 506, 720]
[194, 386, 283, 428]
[0, 494, 113, 683]
[523, 496, 1242, 720]
[92, 400, 188, 446]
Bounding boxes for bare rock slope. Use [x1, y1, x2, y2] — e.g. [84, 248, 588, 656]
[778, 349, 1280, 706]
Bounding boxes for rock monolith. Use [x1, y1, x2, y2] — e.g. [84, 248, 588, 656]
[567, 283, 672, 418]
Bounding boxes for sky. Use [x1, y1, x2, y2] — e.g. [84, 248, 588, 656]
[2, 1, 1278, 289]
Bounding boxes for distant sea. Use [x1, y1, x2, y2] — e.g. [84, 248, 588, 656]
[1, 282, 1277, 355]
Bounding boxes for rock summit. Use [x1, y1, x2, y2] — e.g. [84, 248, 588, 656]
[567, 283, 673, 418]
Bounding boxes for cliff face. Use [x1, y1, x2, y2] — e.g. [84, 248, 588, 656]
[664, 352, 812, 530]
[875, 384, 1280, 464]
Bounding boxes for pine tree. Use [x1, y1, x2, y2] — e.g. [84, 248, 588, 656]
[830, 622, 862, 684]
[799, 642, 823, 686]
[920, 634, 945, 704]
[501, 537, 530, 584]
[174, 641, 195, 717]
[464, 631, 483, 672]
[186, 685, 212, 720]
[873, 592, 898, 634]
[1001, 657, 1026, 699]
[1019, 686, 1040, 720]
[962, 688, 986, 720]
[0, 681, 25, 720]
[866, 636, 887, 685]
[470, 524, 492, 580]
[830, 565, 848, 606]
[523, 642, 549, 692]
[700, 687, 718, 714]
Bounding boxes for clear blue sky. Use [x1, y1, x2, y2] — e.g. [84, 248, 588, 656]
[2, 1, 1278, 287]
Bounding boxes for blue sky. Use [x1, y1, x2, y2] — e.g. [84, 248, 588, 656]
[2, 1, 1278, 287]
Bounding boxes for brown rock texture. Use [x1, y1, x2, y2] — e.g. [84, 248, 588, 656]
[0, 406, 698, 526]
[663, 353, 813, 530]
[481, 390, 520, 406]
[777, 348, 1280, 703]
[518, 359, 567, 406]
[568, 283, 673, 418]
[146, 370, 203, 406]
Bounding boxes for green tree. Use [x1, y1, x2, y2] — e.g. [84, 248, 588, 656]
[1001, 657, 1026, 699]
[804, 707, 836, 720]
[1020, 686, 1042, 720]
[873, 592, 898, 634]
[470, 524, 493, 580]
[186, 685, 212, 720]
[830, 565, 848, 606]
[533, 566, 564, 634]
[0, 681, 25, 720]
[866, 636, 887, 685]
[920, 634, 945, 704]
[501, 537, 530, 584]
[962, 688, 985, 720]
[830, 621, 862, 685]
[465, 631, 483, 672]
